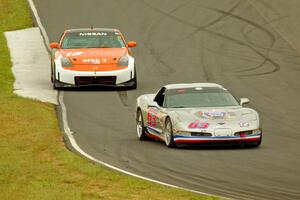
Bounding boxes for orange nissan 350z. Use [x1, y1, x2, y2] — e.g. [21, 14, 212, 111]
[49, 28, 137, 89]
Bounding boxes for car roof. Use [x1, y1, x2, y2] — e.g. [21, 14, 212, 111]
[164, 83, 224, 90]
[65, 28, 120, 33]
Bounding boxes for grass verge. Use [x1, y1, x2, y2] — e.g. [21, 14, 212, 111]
[0, 0, 222, 199]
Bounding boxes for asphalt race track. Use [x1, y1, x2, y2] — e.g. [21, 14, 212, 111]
[32, 0, 300, 199]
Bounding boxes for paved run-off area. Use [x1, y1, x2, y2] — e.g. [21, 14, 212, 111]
[5, 27, 57, 104]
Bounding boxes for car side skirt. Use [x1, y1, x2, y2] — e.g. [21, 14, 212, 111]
[145, 125, 164, 141]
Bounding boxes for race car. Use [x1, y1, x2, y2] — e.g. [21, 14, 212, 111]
[49, 28, 137, 89]
[136, 83, 262, 148]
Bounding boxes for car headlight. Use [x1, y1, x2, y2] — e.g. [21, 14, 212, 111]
[118, 55, 129, 66]
[252, 129, 262, 135]
[61, 57, 73, 67]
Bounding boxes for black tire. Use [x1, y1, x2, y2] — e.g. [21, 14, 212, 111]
[136, 109, 147, 141]
[51, 60, 54, 83]
[164, 118, 176, 148]
[51, 69, 54, 83]
[128, 65, 137, 90]
[52, 65, 59, 90]
[246, 134, 262, 148]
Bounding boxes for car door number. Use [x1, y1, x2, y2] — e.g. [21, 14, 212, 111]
[188, 120, 209, 129]
[147, 109, 157, 127]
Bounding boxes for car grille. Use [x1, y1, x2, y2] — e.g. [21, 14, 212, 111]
[191, 132, 212, 137]
[75, 76, 116, 86]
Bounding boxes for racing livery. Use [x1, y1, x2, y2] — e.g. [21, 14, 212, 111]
[136, 83, 262, 148]
[49, 28, 137, 89]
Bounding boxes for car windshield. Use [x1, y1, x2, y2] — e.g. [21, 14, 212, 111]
[61, 31, 126, 49]
[164, 87, 239, 108]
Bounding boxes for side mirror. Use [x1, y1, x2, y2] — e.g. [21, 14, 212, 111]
[240, 98, 250, 106]
[50, 42, 59, 49]
[127, 41, 137, 48]
[148, 101, 159, 109]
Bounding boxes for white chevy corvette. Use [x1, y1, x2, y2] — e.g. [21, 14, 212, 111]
[136, 83, 262, 148]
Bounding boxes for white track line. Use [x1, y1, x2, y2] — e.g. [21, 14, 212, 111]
[27, 0, 50, 51]
[59, 93, 226, 198]
[27, 0, 229, 199]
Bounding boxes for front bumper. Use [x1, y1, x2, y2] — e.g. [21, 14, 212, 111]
[173, 134, 261, 144]
[55, 65, 134, 85]
[54, 78, 136, 88]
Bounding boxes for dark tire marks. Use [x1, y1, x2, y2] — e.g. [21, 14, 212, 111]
[141, 0, 242, 81]
[141, 0, 281, 76]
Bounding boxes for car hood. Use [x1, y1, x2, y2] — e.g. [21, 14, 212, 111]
[59, 48, 127, 65]
[166, 107, 259, 135]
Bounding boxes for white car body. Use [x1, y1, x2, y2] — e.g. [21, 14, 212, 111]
[136, 83, 262, 148]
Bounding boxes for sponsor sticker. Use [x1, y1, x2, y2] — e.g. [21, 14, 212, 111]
[176, 89, 185, 93]
[92, 66, 99, 70]
[239, 122, 249, 127]
[82, 58, 101, 64]
[79, 32, 107, 36]
[195, 111, 236, 119]
[204, 111, 226, 118]
[195, 111, 203, 117]
[66, 52, 83, 57]
[227, 111, 236, 118]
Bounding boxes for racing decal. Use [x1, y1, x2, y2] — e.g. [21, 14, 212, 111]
[66, 51, 83, 57]
[239, 122, 249, 127]
[176, 89, 185, 93]
[79, 32, 107, 36]
[195, 111, 203, 118]
[195, 111, 237, 120]
[82, 58, 101, 64]
[147, 108, 157, 127]
[188, 120, 209, 129]
[227, 111, 236, 118]
[205, 111, 226, 118]
[92, 66, 99, 70]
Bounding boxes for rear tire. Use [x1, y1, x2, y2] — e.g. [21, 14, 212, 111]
[136, 109, 147, 141]
[164, 118, 176, 148]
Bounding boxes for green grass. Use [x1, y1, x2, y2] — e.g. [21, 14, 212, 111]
[0, 0, 222, 199]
